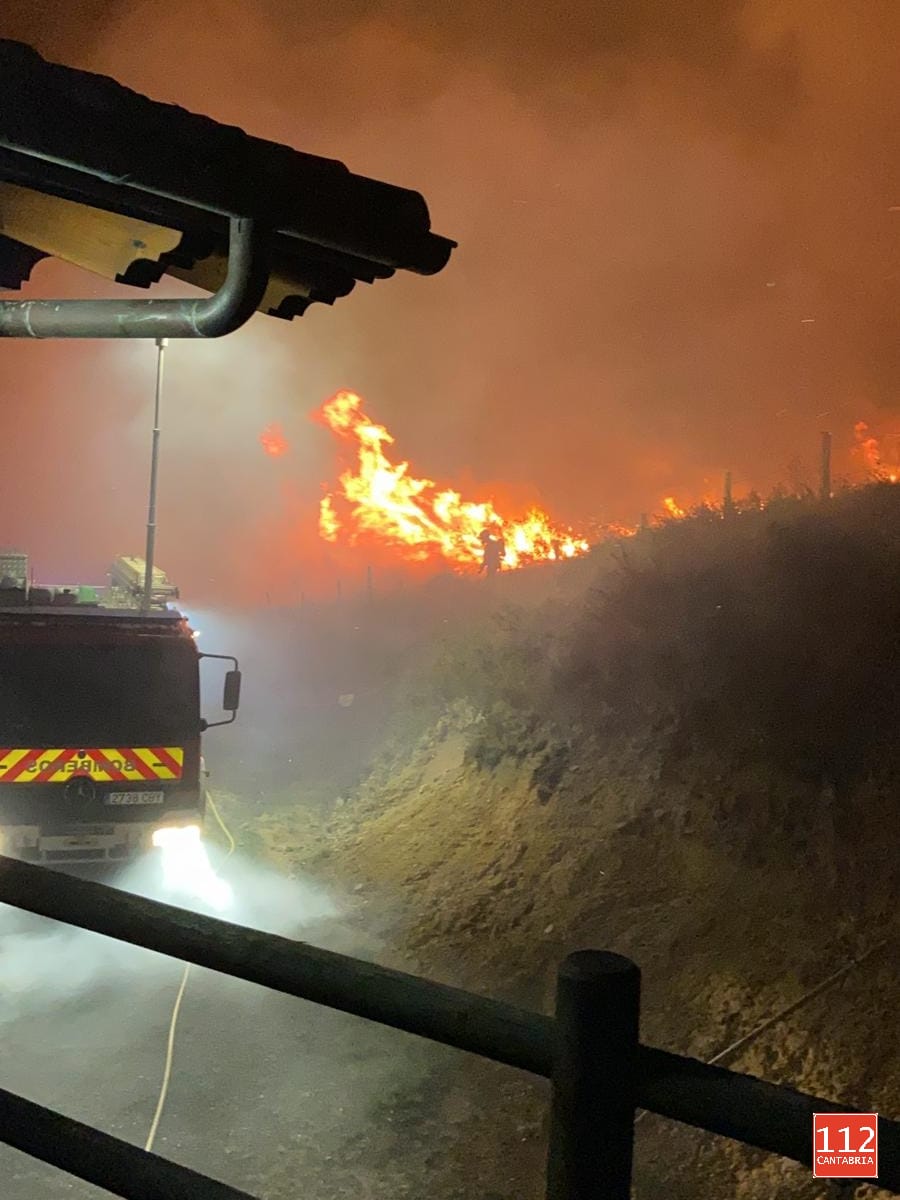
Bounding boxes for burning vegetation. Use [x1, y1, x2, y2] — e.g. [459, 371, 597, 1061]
[252, 397, 900, 603]
[854, 421, 899, 483]
[257, 397, 900, 599]
[314, 390, 590, 570]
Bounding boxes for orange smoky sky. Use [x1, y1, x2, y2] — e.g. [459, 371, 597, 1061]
[1, 0, 898, 604]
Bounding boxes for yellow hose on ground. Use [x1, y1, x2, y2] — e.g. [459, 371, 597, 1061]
[144, 791, 235, 1154]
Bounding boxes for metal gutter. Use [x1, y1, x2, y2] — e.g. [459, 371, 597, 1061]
[0, 216, 267, 338]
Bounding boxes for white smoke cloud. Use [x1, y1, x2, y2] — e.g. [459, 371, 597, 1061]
[0, 850, 341, 1027]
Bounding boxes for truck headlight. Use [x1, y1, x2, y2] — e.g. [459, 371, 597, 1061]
[152, 822, 231, 912]
[152, 824, 201, 849]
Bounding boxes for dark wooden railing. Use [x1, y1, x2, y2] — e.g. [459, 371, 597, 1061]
[0, 856, 896, 1198]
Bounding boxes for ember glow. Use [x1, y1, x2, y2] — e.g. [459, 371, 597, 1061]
[854, 421, 898, 483]
[260, 424, 289, 458]
[316, 390, 589, 570]
[663, 496, 687, 520]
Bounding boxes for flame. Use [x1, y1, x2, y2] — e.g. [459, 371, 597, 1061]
[260, 423, 289, 457]
[319, 495, 340, 541]
[854, 421, 881, 474]
[316, 390, 589, 569]
[312, 394, 900, 580]
[605, 522, 639, 539]
[853, 421, 899, 482]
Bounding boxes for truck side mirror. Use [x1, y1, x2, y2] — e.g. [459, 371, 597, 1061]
[199, 652, 241, 729]
[223, 669, 242, 713]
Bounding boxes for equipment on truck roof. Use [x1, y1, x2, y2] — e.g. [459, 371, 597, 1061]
[0, 548, 28, 588]
[108, 555, 179, 604]
[0, 553, 180, 613]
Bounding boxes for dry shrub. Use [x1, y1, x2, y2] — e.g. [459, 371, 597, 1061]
[565, 483, 900, 793]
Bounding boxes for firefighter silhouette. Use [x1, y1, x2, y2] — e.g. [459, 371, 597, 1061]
[478, 526, 506, 577]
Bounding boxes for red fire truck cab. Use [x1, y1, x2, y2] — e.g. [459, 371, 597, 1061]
[0, 557, 239, 866]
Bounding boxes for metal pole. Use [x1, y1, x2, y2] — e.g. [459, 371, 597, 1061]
[820, 431, 832, 501]
[142, 336, 167, 610]
[723, 470, 734, 519]
[546, 951, 641, 1200]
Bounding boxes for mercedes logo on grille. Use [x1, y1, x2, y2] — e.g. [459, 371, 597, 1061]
[65, 775, 97, 804]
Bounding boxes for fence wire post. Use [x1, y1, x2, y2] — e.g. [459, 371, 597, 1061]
[820, 430, 832, 500]
[546, 950, 641, 1200]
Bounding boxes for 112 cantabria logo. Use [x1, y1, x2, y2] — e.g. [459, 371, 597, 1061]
[813, 1113, 878, 1179]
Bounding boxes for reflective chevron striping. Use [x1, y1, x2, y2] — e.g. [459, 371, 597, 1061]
[0, 748, 184, 783]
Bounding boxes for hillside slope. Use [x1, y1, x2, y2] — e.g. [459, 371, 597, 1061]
[257, 484, 900, 1199]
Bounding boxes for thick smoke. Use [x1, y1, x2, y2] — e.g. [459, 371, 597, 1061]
[0, 1, 897, 601]
[0, 850, 340, 1026]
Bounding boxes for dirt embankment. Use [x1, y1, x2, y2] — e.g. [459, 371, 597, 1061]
[252, 485, 900, 1200]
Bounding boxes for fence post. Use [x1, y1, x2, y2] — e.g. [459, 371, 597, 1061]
[820, 431, 832, 500]
[546, 950, 641, 1200]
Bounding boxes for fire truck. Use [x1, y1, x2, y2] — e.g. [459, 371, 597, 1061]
[0, 553, 240, 866]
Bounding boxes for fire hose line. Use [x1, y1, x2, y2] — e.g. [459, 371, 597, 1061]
[634, 936, 891, 1127]
[144, 791, 235, 1155]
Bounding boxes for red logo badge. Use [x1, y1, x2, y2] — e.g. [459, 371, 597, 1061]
[813, 1113, 878, 1179]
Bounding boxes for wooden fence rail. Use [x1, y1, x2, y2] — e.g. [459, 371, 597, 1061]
[0, 856, 896, 1198]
